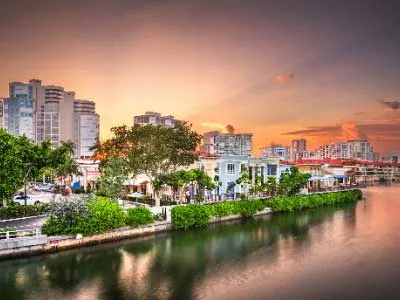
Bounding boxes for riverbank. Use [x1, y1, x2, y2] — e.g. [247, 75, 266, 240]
[0, 189, 361, 260]
[0, 208, 272, 260]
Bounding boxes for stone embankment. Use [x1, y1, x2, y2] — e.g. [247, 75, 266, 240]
[0, 208, 272, 260]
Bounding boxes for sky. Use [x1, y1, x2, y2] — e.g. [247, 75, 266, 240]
[0, 0, 399, 156]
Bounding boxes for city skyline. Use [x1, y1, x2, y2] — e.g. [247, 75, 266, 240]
[0, 79, 99, 158]
[0, 0, 399, 155]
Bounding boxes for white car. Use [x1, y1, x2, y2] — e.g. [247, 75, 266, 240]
[13, 195, 42, 206]
[35, 183, 54, 192]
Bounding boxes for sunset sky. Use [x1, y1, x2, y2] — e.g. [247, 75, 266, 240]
[1, 0, 399, 155]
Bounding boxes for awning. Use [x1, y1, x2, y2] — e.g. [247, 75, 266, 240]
[127, 192, 144, 198]
[124, 174, 150, 186]
[333, 175, 348, 179]
[309, 176, 334, 181]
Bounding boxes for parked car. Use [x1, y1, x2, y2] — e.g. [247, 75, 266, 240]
[35, 183, 54, 192]
[13, 195, 41, 205]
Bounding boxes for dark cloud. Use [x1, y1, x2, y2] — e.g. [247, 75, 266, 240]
[378, 99, 400, 110]
[225, 124, 235, 134]
[282, 126, 340, 136]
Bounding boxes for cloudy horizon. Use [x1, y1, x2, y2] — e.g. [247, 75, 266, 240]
[1, 0, 399, 155]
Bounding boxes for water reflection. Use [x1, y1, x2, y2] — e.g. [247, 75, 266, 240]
[0, 201, 359, 300]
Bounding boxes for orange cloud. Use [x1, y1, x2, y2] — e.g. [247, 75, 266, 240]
[276, 72, 295, 83]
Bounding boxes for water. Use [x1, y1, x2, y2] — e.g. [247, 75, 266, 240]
[1, 186, 400, 300]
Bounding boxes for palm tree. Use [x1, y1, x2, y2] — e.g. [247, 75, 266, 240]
[61, 140, 76, 157]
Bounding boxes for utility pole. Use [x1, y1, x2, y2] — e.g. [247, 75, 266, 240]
[23, 163, 32, 205]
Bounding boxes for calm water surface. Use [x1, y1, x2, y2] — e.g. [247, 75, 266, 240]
[1, 186, 400, 300]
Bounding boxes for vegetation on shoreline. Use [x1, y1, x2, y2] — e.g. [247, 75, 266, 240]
[267, 189, 362, 212]
[41, 190, 362, 235]
[0, 204, 49, 220]
[171, 190, 362, 230]
[42, 196, 153, 236]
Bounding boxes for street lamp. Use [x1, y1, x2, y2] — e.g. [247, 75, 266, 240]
[23, 163, 32, 205]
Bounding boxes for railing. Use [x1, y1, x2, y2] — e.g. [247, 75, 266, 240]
[0, 228, 41, 240]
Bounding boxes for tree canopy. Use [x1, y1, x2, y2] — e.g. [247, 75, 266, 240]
[0, 129, 76, 205]
[94, 123, 203, 203]
[277, 167, 311, 196]
[153, 169, 215, 203]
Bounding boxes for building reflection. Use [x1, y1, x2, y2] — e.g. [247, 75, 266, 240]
[0, 201, 358, 300]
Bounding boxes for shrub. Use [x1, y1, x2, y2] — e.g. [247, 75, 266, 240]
[73, 187, 86, 194]
[84, 196, 126, 234]
[236, 199, 265, 218]
[267, 190, 362, 213]
[42, 197, 91, 235]
[213, 202, 235, 217]
[172, 204, 211, 230]
[43, 196, 126, 236]
[126, 207, 154, 227]
[0, 203, 49, 220]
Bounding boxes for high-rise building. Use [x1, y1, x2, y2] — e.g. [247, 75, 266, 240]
[201, 131, 253, 156]
[2, 80, 99, 156]
[315, 140, 377, 161]
[133, 111, 180, 127]
[3, 82, 35, 141]
[74, 100, 99, 158]
[260, 144, 291, 160]
[291, 139, 307, 160]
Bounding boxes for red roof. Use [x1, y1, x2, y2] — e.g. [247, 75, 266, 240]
[194, 151, 220, 158]
[280, 158, 400, 167]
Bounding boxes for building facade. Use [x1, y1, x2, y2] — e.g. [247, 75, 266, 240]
[195, 154, 280, 197]
[133, 111, 180, 127]
[74, 100, 100, 158]
[201, 131, 253, 156]
[3, 82, 35, 141]
[261, 144, 290, 160]
[317, 140, 377, 161]
[2, 80, 99, 155]
[291, 139, 307, 160]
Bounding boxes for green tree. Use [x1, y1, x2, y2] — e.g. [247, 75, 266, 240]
[0, 130, 77, 206]
[153, 169, 215, 203]
[265, 176, 278, 196]
[236, 165, 251, 195]
[94, 123, 202, 205]
[249, 175, 264, 197]
[277, 167, 311, 196]
[96, 156, 129, 200]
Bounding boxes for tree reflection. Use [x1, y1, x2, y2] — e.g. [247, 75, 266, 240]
[0, 202, 357, 300]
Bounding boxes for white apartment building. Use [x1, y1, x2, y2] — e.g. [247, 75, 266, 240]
[3, 82, 35, 141]
[261, 144, 291, 160]
[317, 140, 377, 161]
[2, 80, 99, 156]
[133, 111, 180, 127]
[74, 100, 99, 158]
[201, 131, 253, 156]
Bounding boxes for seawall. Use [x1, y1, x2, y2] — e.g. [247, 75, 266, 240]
[0, 208, 272, 260]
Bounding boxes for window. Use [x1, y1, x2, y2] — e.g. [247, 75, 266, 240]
[227, 163, 235, 175]
[267, 165, 277, 176]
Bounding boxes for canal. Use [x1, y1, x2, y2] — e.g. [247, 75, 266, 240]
[1, 186, 400, 300]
